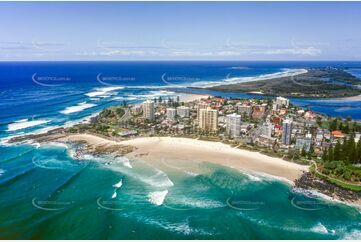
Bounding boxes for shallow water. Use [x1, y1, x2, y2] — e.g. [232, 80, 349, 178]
[1, 61, 361, 239]
[0, 144, 360, 239]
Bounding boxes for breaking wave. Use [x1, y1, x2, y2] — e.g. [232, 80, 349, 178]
[148, 190, 168, 206]
[85, 86, 124, 97]
[60, 102, 97, 114]
[7, 118, 51, 132]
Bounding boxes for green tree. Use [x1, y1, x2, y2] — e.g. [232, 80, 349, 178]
[301, 148, 307, 157]
[322, 148, 328, 162]
[357, 139, 361, 163]
[334, 141, 341, 161]
[330, 118, 338, 131]
[328, 145, 334, 162]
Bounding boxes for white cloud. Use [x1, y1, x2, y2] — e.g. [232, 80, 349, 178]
[260, 47, 322, 56]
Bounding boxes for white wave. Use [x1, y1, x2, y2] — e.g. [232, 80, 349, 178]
[342, 229, 361, 240]
[145, 169, 174, 188]
[110, 167, 174, 188]
[126, 90, 176, 101]
[7, 118, 51, 132]
[89, 155, 173, 188]
[175, 197, 225, 209]
[292, 187, 348, 206]
[2, 109, 101, 145]
[42, 142, 69, 149]
[0, 169, 5, 176]
[126, 214, 213, 236]
[184, 171, 199, 176]
[85, 86, 124, 97]
[245, 173, 262, 182]
[190, 68, 308, 88]
[311, 222, 331, 234]
[115, 157, 132, 168]
[112, 96, 138, 101]
[229, 66, 250, 70]
[60, 102, 96, 114]
[234, 168, 291, 185]
[112, 190, 117, 199]
[113, 179, 123, 188]
[148, 190, 168, 206]
[238, 212, 335, 235]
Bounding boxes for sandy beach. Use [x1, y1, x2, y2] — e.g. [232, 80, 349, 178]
[317, 94, 361, 103]
[178, 92, 211, 102]
[60, 134, 309, 183]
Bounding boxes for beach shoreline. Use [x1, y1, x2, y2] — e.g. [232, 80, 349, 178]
[59, 134, 309, 183]
[57, 133, 361, 207]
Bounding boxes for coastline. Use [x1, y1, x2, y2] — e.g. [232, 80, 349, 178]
[315, 94, 361, 103]
[177, 93, 211, 102]
[206, 67, 361, 99]
[4, 89, 361, 208]
[59, 134, 309, 183]
[58, 134, 361, 207]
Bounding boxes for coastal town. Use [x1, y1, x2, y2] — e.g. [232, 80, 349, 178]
[67, 93, 361, 195]
[9, 93, 361, 202]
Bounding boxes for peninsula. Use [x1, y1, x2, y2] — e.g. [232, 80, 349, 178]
[206, 67, 361, 98]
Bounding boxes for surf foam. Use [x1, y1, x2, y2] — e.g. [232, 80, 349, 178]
[113, 179, 123, 188]
[190, 68, 308, 88]
[60, 102, 96, 114]
[7, 119, 51, 132]
[85, 86, 124, 97]
[148, 190, 168, 206]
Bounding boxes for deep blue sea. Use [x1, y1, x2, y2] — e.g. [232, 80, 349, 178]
[0, 61, 361, 239]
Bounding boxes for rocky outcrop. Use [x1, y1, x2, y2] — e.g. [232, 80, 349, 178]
[294, 172, 361, 203]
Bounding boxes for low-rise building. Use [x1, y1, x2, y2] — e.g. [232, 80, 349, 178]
[261, 123, 274, 137]
[257, 135, 277, 147]
[276, 96, 290, 108]
[237, 104, 253, 116]
[131, 105, 142, 115]
[295, 134, 312, 152]
[252, 104, 267, 120]
[331, 130, 346, 139]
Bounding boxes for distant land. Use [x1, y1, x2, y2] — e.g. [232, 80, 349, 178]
[205, 67, 361, 98]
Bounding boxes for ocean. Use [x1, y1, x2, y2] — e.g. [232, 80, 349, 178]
[0, 61, 361, 239]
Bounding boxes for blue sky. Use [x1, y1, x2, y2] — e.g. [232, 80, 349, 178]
[0, 2, 360, 61]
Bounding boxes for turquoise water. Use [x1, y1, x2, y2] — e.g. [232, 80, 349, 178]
[1, 61, 361, 239]
[0, 144, 360, 239]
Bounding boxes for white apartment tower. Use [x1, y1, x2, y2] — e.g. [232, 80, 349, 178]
[276, 97, 290, 107]
[197, 102, 209, 119]
[142, 100, 155, 120]
[226, 113, 242, 137]
[198, 107, 218, 131]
